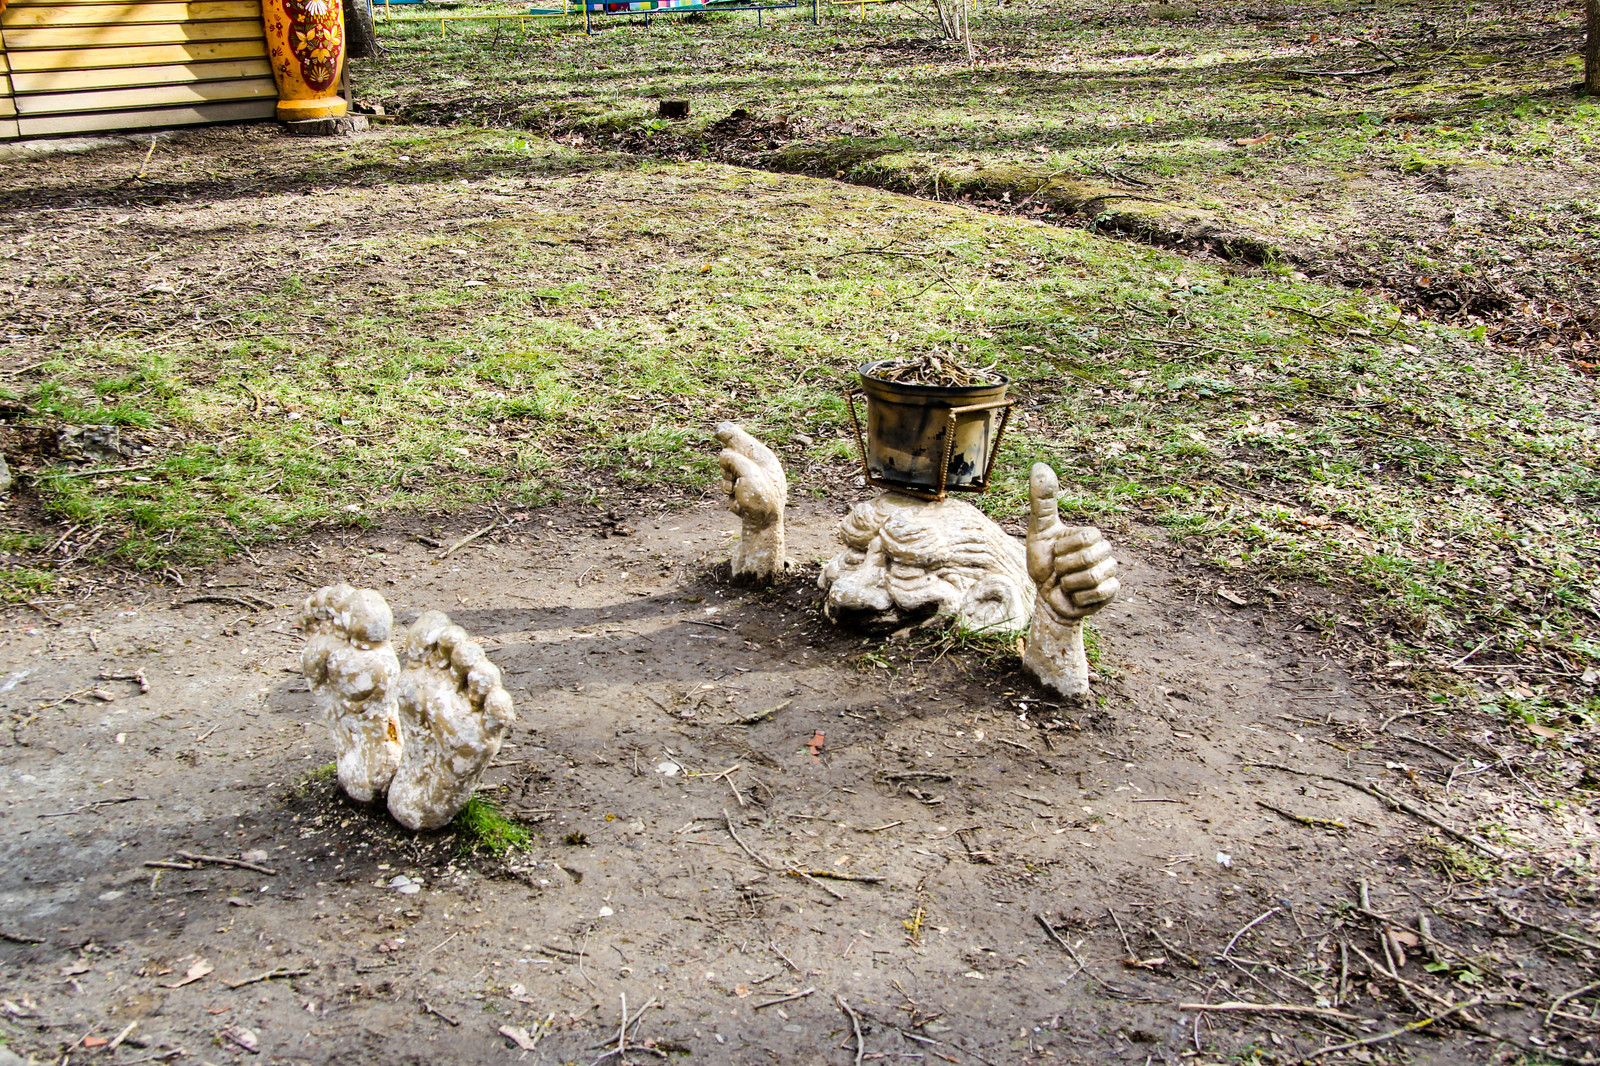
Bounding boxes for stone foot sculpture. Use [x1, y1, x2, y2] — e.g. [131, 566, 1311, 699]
[387, 610, 517, 831]
[716, 422, 788, 583]
[1021, 464, 1121, 699]
[819, 492, 1034, 633]
[301, 584, 403, 804]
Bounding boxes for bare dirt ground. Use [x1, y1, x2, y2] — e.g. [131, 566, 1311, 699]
[4, 493, 1598, 1065]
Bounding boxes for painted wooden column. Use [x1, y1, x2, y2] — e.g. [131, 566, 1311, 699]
[263, 0, 346, 120]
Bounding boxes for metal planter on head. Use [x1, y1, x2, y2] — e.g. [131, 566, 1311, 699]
[847, 360, 1012, 502]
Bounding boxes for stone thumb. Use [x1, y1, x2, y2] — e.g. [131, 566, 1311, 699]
[1028, 463, 1060, 537]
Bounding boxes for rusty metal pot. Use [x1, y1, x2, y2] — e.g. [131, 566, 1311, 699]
[847, 361, 1012, 501]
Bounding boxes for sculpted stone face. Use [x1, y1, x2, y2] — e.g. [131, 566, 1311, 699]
[819, 493, 1035, 633]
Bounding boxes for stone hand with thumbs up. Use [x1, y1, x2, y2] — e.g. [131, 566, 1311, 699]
[1022, 462, 1120, 698]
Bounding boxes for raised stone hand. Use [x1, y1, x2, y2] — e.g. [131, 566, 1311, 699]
[715, 421, 787, 583]
[1021, 463, 1120, 698]
[301, 584, 403, 804]
[387, 610, 517, 831]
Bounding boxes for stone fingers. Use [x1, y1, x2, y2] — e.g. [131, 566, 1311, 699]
[1071, 576, 1120, 609]
[716, 448, 760, 493]
[1053, 534, 1111, 575]
[1045, 574, 1119, 619]
[716, 421, 786, 486]
[1054, 554, 1116, 592]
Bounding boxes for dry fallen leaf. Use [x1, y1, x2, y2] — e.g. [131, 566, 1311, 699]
[220, 1025, 259, 1054]
[162, 958, 213, 988]
[1121, 956, 1167, 970]
[498, 1025, 539, 1051]
[1235, 133, 1275, 146]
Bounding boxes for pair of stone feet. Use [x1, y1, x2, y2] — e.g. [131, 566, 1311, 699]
[301, 586, 516, 831]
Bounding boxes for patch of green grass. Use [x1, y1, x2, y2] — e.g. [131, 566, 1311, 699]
[0, 565, 56, 602]
[356, 0, 1600, 317]
[288, 762, 339, 798]
[1429, 839, 1498, 884]
[1, 121, 1594, 722]
[454, 796, 532, 857]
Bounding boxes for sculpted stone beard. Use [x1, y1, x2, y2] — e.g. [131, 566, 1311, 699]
[819, 493, 1035, 634]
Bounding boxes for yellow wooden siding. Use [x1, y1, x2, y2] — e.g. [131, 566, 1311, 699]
[3, 3, 263, 27]
[2, 19, 264, 48]
[13, 56, 268, 90]
[0, 0, 273, 141]
[16, 95, 271, 134]
[15, 74, 273, 113]
[6, 39, 266, 71]
[0, 44, 13, 123]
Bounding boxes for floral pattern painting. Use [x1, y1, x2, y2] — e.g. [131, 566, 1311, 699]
[270, 0, 343, 93]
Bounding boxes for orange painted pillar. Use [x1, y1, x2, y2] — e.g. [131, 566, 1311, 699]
[264, 0, 349, 121]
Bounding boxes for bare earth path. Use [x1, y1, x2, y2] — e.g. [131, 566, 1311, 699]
[2, 496, 1592, 1064]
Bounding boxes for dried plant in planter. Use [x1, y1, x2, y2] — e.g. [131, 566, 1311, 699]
[866, 352, 1002, 388]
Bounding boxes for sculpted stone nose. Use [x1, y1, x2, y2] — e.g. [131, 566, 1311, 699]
[827, 542, 894, 614]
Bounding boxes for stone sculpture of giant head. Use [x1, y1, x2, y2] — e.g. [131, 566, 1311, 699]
[818, 492, 1034, 634]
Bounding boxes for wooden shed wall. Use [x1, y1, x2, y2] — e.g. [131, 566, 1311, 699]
[0, 0, 276, 139]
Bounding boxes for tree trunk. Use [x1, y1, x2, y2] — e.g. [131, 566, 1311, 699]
[1588, 0, 1600, 93]
[344, 0, 380, 60]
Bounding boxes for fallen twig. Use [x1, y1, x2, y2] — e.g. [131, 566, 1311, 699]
[1034, 914, 1086, 980]
[175, 851, 278, 875]
[733, 698, 792, 725]
[1219, 907, 1279, 959]
[225, 967, 311, 990]
[0, 929, 46, 944]
[418, 999, 460, 1026]
[39, 796, 146, 818]
[41, 464, 155, 480]
[1360, 880, 1427, 1015]
[106, 1020, 138, 1051]
[1179, 1002, 1364, 1022]
[1288, 999, 1483, 1064]
[791, 869, 846, 901]
[1107, 907, 1135, 959]
[1246, 761, 1507, 860]
[837, 995, 866, 1066]
[177, 595, 267, 612]
[1547, 978, 1600, 1027]
[1496, 903, 1600, 954]
[1149, 927, 1200, 969]
[439, 521, 502, 560]
[99, 670, 150, 694]
[1256, 800, 1347, 832]
[753, 987, 815, 1010]
[786, 870, 884, 884]
[722, 809, 774, 869]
